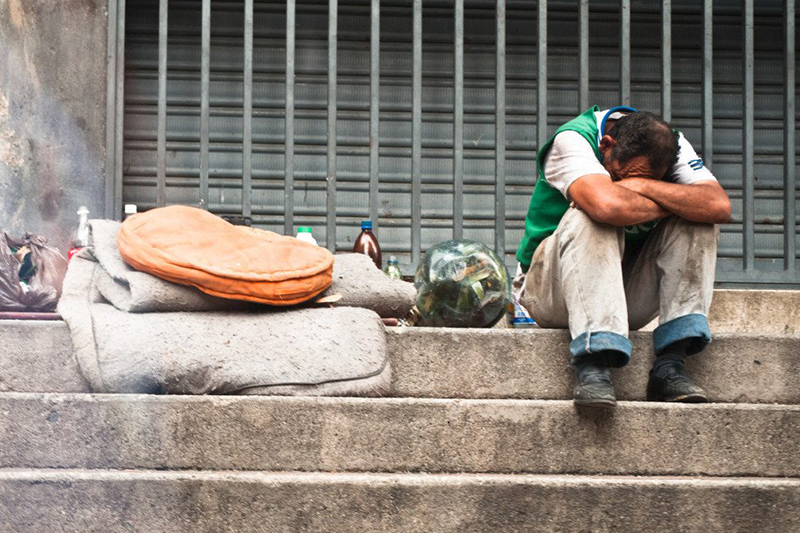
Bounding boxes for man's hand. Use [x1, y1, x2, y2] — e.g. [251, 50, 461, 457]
[568, 174, 671, 227]
[616, 178, 731, 224]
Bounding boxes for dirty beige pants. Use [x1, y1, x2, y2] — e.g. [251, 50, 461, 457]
[514, 207, 717, 367]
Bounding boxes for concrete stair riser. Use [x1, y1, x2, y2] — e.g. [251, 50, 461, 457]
[0, 394, 797, 477]
[389, 329, 800, 403]
[0, 470, 797, 533]
[2, 322, 799, 403]
[708, 289, 800, 335]
[0, 321, 87, 393]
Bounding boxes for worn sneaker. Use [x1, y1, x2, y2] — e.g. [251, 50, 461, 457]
[574, 364, 617, 408]
[646, 362, 708, 403]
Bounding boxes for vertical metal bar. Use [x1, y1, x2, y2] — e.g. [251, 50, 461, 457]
[453, 0, 464, 240]
[785, 0, 796, 271]
[114, 0, 126, 217]
[242, 0, 253, 218]
[661, 0, 671, 122]
[537, 0, 548, 151]
[284, 0, 296, 234]
[702, 0, 713, 169]
[369, 0, 380, 233]
[578, 0, 589, 112]
[495, 0, 506, 257]
[411, 0, 422, 264]
[200, 0, 211, 209]
[327, 0, 338, 251]
[742, 0, 755, 271]
[156, 0, 168, 207]
[104, 0, 118, 218]
[620, 0, 630, 106]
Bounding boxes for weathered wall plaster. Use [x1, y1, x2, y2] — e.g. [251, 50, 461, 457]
[0, 0, 109, 253]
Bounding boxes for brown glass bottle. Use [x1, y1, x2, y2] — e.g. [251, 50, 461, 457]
[353, 220, 382, 269]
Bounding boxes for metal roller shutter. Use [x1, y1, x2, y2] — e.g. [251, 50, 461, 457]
[120, 0, 800, 284]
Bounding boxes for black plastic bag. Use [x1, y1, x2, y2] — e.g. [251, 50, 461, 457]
[0, 233, 68, 312]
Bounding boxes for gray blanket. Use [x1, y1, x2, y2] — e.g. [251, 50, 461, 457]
[89, 221, 416, 317]
[57, 221, 392, 395]
[89, 220, 248, 313]
[323, 253, 417, 318]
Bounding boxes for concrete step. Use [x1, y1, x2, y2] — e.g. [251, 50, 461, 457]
[389, 328, 800, 403]
[0, 469, 797, 532]
[707, 289, 800, 335]
[3, 320, 798, 403]
[1, 393, 797, 477]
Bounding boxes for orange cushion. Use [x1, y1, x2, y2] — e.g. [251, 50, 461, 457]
[117, 205, 333, 306]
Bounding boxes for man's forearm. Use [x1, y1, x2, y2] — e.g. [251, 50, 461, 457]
[568, 173, 671, 226]
[589, 185, 671, 226]
[618, 179, 731, 224]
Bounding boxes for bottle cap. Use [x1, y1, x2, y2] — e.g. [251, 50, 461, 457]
[389, 255, 398, 263]
[124, 204, 138, 215]
[297, 226, 312, 233]
[77, 206, 89, 216]
[361, 220, 372, 230]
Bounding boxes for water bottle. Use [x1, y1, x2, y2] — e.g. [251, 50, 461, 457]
[67, 206, 90, 261]
[353, 220, 381, 269]
[384, 255, 402, 280]
[295, 226, 318, 246]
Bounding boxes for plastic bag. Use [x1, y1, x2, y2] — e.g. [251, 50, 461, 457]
[0, 232, 68, 312]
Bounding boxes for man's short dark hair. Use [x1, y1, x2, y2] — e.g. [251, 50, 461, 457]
[606, 111, 679, 177]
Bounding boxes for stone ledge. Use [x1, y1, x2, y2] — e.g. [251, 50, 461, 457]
[708, 289, 800, 335]
[2, 320, 799, 402]
[0, 469, 797, 533]
[388, 328, 800, 403]
[0, 394, 797, 477]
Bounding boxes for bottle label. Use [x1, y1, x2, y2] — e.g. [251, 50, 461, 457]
[508, 297, 536, 327]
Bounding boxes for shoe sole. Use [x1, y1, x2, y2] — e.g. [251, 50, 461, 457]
[646, 392, 709, 403]
[574, 398, 617, 408]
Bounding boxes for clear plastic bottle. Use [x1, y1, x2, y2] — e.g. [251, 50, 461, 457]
[67, 206, 90, 261]
[295, 226, 318, 246]
[353, 220, 381, 269]
[384, 255, 402, 280]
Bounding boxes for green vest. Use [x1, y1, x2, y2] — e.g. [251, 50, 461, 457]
[515, 106, 657, 271]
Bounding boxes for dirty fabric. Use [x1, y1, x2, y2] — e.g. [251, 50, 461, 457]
[90, 220, 250, 313]
[514, 207, 716, 367]
[89, 220, 252, 313]
[90, 220, 415, 317]
[58, 250, 390, 395]
[323, 253, 417, 318]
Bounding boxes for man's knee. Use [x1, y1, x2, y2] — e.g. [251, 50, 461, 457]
[560, 208, 624, 252]
[662, 216, 718, 247]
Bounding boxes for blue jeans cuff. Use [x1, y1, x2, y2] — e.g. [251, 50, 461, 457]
[570, 331, 632, 368]
[653, 313, 711, 355]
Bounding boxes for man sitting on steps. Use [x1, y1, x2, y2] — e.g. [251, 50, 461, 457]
[513, 106, 732, 408]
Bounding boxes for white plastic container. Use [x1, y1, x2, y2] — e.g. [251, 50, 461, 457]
[295, 226, 318, 245]
[68, 206, 90, 261]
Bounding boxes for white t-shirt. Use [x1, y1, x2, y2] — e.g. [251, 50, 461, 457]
[543, 110, 717, 201]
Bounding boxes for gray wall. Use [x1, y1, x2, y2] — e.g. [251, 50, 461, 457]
[0, 0, 109, 253]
